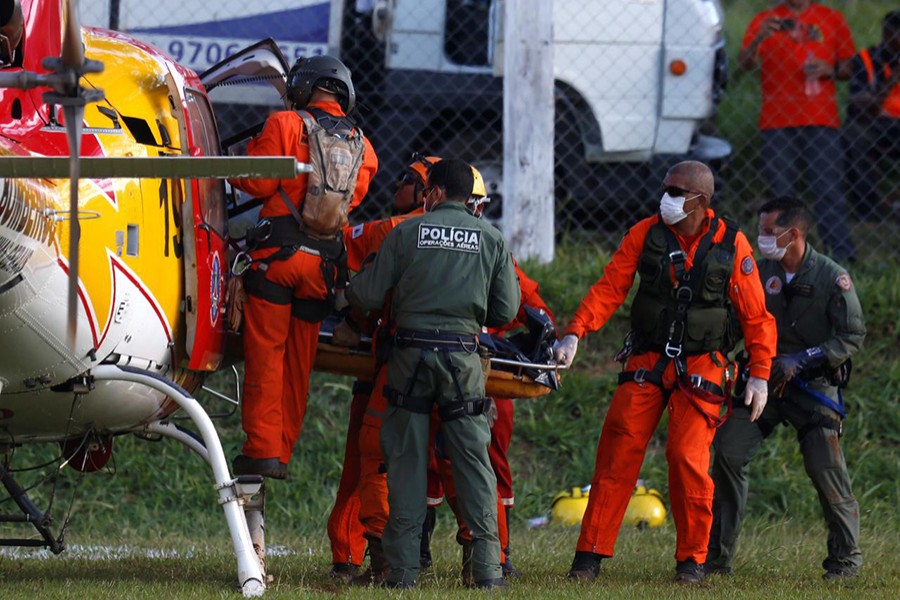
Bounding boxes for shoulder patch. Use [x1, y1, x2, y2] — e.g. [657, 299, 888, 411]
[765, 275, 782, 295]
[741, 256, 755, 275]
[417, 223, 482, 253]
[835, 273, 852, 291]
[351, 224, 365, 239]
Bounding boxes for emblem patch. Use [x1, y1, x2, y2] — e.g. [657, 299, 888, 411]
[351, 224, 365, 239]
[210, 252, 222, 325]
[765, 275, 782, 295]
[835, 273, 852, 291]
[741, 256, 755, 275]
[417, 224, 481, 253]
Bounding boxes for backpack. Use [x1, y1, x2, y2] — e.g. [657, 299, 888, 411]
[296, 107, 366, 237]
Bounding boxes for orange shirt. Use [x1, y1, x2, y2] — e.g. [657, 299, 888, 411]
[343, 207, 425, 272]
[566, 211, 776, 380]
[742, 3, 855, 130]
[229, 100, 378, 218]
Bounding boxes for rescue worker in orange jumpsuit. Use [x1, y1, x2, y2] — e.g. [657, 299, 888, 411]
[554, 161, 777, 584]
[228, 55, 378, 479]
[326, 155, 437, 580]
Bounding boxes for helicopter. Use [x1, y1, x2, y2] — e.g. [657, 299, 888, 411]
[0, 1, 563, 595]
[0, 0, 317, 595]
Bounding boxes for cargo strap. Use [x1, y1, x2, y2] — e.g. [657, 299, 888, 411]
[438, 397, 492, 422]
[795, 410, 843, 442]
[384, 385, 433, 414]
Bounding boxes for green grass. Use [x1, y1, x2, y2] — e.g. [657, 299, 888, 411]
[0, 521, 897, 598]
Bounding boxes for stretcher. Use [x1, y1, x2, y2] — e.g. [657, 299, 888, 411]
[314, 319, 563, 399]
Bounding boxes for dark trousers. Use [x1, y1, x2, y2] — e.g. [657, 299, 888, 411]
[708, 393, 862, 574]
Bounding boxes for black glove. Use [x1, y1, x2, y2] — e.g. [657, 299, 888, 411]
[770, 347, 827, 389]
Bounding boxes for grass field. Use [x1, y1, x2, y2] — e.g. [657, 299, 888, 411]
[0, 1, 897, 596]
[1, 520, 898, 599]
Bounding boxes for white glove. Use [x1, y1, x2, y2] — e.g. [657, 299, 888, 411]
[553, 334, 579, 368]
[744, 376, 768, 422]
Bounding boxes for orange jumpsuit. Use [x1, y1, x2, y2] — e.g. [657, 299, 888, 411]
[327, 208, 423, 565]
[229, 100, 378, 463]
[567, 211, 776, 564]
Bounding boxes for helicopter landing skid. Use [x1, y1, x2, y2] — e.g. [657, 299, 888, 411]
[91, 364, 266, 597]
[0, 464, 66, 554]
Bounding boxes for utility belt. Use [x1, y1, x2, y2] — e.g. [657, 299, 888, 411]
[245, 215, 342, 249]
[393, 329, 479, 353]
[385, 328, 487, 422]
[616, 339, 734, 428]
[618, 368, 724, 397]
[240, 217, 348, 322]
[384, 386, 492, 422]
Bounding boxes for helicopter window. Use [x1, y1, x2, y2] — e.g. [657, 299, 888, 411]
[126, 224, 139, 256]
[184, 89, 227, 237]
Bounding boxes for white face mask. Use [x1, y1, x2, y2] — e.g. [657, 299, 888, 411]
[758, 230, 791, 260]
[659, 192, 698, 225]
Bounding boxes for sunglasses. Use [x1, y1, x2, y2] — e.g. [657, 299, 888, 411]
[663, 185, 701, 199]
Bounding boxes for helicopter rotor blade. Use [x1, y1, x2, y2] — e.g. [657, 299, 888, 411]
[63, 102, 84, 349]
[61, 0, 85, 70]
[58, 0, 90, 349]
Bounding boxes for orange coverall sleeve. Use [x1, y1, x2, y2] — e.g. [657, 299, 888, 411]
[228, 111, 302, 200]
[565, 219, 651, 339]
[228, 102, 378, 216]
[728, 232, 777, 380]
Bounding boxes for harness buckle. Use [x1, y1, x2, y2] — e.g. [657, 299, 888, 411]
[231, 251, 252, 276]
[665, 341, 682, 358]
[690, 374, 703, 389]
[632, 368, 647, 384]
[674, 286, 694, 303]
[668, 250, 686, 263]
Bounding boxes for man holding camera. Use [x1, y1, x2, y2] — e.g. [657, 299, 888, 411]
[739, 0, 857, 263]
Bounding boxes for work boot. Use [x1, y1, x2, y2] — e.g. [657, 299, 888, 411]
[327, 562, 360, 583]
[474, 578, 508, 590]
[674, 559, 705, 584]
[567, 551, 602, 579]
[823, 569, 859, 581]
[353, 535, 391, 586]
[461, 541, 475, 587]
[501, 547, 521, 578]
[420, 505, 436, 570]
[232, 455, 287, 480]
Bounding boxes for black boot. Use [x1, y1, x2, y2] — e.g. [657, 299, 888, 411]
[568, 551, 602, 579]
[420, 505, 436, 570]
[674, 559, 705, 584]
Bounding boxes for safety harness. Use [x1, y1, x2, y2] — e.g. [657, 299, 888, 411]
[383, 329, 492, 422]
[617, 217, 739, 427]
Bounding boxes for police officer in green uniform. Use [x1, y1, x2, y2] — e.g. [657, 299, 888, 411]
[346, 159, 519, 588]
[707, 197, 866, 579]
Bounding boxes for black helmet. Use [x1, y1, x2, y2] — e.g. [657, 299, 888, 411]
[286, 55, 356, 113]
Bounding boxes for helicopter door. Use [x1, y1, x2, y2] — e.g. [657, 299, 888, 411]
[177, 82, 229, 371]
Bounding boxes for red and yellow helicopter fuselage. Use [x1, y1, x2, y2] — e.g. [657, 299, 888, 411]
[0, 0, 226, 442]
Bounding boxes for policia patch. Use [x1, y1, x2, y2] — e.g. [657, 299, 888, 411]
[417, 224, 482, 253]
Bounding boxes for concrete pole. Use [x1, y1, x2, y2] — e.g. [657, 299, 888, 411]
[501, 0, 555, 263]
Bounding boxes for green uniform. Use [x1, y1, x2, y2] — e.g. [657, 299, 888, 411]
[347, 201, 519, 586]
[708, 244, 866, 575]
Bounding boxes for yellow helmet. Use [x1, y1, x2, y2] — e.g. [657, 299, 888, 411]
[467, 166, 490, 216]
[550, 486, 590, 527]
[471, 166, 487, 198]
[623, 484, 667, 529]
